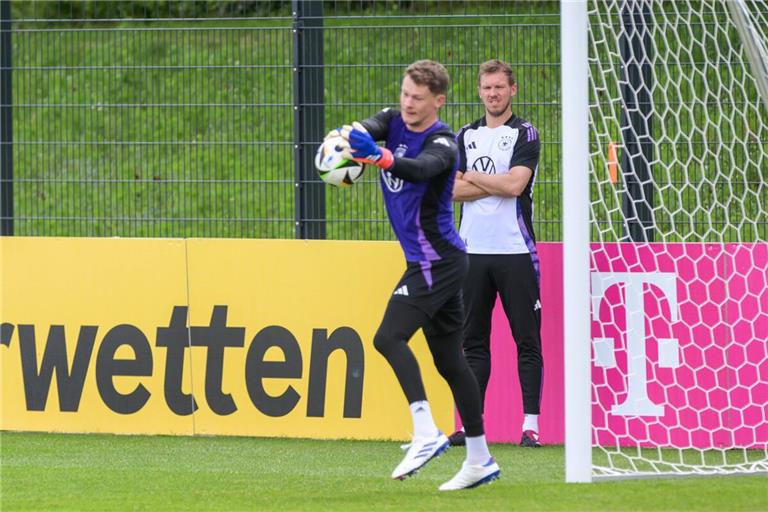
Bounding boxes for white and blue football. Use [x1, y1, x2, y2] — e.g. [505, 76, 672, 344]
[314, 135, 365, 187]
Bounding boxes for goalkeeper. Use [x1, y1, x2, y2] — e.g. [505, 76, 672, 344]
[330, 60, 499, 491]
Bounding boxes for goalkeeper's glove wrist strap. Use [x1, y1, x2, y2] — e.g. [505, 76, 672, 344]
[377, 148, 394, 170]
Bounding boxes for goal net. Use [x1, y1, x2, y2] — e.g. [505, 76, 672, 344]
[570, 0, 768, 480]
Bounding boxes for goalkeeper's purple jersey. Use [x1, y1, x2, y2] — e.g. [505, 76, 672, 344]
[361, 109, 466, 263]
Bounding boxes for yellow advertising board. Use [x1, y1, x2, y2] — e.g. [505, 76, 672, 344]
[0, 236, 193, 435]
[0, 237, 454, 440]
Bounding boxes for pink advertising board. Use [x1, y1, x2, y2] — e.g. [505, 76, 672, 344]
[472, 242, 767, 449]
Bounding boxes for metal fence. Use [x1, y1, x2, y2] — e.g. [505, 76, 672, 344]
[1, 1, 562, 240]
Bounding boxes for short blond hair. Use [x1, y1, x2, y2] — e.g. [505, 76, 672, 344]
[478, 59, 516, 86]
[405, 60, 450, 96]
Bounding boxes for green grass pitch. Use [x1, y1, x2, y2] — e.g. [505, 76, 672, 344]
[1, 432, 766, 511]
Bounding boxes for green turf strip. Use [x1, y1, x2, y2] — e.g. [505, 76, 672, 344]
[1, 432, 766, 511]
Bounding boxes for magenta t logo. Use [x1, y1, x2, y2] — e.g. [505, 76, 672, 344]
[591, 272, 680, 417]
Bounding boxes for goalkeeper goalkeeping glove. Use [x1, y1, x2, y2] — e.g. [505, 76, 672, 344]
[344, 122, 394, 170]
[322, 127, 355, 161]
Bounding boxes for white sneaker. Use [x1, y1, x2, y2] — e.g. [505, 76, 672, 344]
[438, 457, 500, 491]
[391, 432, 449, 480]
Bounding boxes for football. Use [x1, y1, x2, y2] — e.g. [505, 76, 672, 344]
[314, 135, 365, 187]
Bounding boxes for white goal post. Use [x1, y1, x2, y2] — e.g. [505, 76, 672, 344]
[563, 0, 768, 482]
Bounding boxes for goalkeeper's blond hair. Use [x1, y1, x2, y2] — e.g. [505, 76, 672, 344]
[405, 60, 449, 96]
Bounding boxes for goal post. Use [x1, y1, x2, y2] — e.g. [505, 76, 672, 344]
[562, 0, 592, 484]
[563, 0, 768, 482]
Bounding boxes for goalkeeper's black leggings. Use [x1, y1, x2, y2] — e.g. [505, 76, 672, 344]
[373, 299, 485, 437]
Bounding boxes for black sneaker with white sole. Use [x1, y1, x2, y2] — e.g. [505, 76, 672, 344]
[520, 430, 541, 448]
[448, 430, 466, 446]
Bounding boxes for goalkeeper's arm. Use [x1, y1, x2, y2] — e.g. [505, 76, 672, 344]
[385, 133, 457, 182]
[346, 122, 457, 182]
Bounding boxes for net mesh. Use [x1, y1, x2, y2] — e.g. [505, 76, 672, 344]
[587, 0, 767, 478]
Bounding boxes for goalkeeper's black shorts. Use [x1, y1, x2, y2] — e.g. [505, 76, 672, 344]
[388, 253, 468, 336]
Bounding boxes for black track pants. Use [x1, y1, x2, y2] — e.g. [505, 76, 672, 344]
[462, 253, 543, 415]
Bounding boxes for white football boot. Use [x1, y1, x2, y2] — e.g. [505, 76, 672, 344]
[438, 457, 500, 491]
[391, 432, 449, 480]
